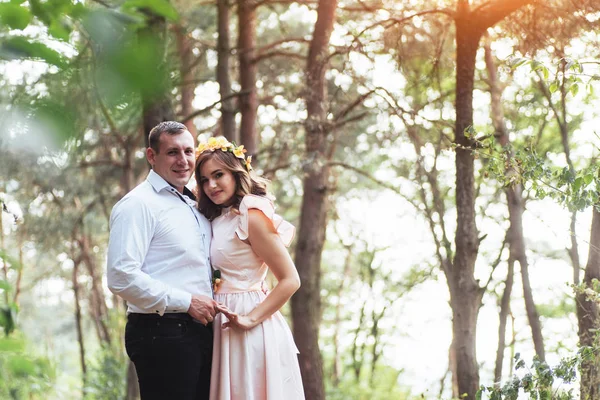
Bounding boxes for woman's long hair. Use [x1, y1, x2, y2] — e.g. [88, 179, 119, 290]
[195, 150, 269, 220]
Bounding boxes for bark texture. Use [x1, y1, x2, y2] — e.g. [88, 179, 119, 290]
[291, 1, 338, 399]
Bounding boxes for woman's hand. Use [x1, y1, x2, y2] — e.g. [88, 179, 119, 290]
[216, 304, 259, 331]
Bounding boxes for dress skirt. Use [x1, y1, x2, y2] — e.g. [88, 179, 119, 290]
[209, 290, 305, 400]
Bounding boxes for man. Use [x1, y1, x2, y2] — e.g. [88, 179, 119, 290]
[107, 121, 216, 400]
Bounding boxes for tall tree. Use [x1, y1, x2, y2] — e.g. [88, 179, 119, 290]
[577, 205, 600, 400]
[450, 1, 535, 397]
[237, 0, 258, 154]
[483, 39, 545, 378]
[291, 1, 338, 399]
[175, 24, 198, 137]
[140, 14, 175, 148]
[217, 0, 237, 141]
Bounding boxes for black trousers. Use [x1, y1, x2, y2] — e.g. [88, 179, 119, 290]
[125, 313, 213, 400]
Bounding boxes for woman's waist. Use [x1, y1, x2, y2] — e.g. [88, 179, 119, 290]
[215, 279, 268, 294]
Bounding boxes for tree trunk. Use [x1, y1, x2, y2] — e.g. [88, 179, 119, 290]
[237, 0, 258, 155]
[577, 206, 600, 400]
[570, 211, 581, 285]
[72, 259, 87, 396]
[120, 136, 136, 197]
[451, 14, 483, 398]
[13, 230, 23, 306]
[0, 198, 8, 307]
[494, 257, 514, 384]
[332, 245, 352, 386]
[80, 234, 112, 345]
[126, 361, 141, 400]
[449, 3, 535, 396]
[484, 39, 545, 363]
[140, 15, 175, 148]
[175, 25, 198, 137]
[217, 0, 237, 142]
[291, 1, 338, 399]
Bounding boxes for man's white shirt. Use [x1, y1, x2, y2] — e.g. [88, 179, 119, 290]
[107, 170, 212, 315]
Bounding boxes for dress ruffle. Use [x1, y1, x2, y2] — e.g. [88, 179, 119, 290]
[235, 195, 295, 246]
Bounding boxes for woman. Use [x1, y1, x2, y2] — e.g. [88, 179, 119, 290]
[194, 136, 305, 400]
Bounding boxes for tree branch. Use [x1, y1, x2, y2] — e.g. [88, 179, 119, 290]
[253, 50, 306, 64]
[473, 0, 536, 29]
[180, 90, 251, 123]
[332, 90, 375, 122]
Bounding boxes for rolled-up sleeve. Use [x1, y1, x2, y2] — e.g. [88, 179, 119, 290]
[106, 196, 191, 315]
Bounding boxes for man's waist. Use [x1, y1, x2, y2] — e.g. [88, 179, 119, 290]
[127, 312, 194, 323]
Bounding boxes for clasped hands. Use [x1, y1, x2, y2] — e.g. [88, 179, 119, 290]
[188, 295, 257, 330]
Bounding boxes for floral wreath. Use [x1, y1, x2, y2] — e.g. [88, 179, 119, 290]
[196, 136, 252, 171]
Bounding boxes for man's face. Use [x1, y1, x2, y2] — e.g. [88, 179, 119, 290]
[146, 130, 195, 193]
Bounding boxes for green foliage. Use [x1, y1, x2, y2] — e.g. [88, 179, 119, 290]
[0, 217, 22, 338]
[0, 3, 32, 30]
[0, 334, 56, 399]
[84, 346, 127, 400]
[0, 35, 66, 67]
[460, 128, 600, 212]
[477, 352, 584, 400]
[0, 0, 181, 147]
[326, 363, 410, 400]
[509, 56, 596, 98]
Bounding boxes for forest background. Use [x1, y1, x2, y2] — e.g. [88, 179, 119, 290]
[1, 0, 600, 399]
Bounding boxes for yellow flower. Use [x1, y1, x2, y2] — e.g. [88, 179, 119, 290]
[196, 143, 208, 153]
[215, 136, 230, 151]
[233, 145, 246, 159]
[196, 137, 252, 171]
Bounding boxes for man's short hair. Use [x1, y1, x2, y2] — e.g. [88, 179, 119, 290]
[148, 121, 188, 152]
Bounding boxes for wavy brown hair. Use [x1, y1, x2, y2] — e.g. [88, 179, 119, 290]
[195, 150, 269, 220]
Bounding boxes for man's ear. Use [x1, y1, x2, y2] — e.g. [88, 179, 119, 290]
[146, 147, 155, 166]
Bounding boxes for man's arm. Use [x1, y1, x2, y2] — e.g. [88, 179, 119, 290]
[106, 196, 191, 315]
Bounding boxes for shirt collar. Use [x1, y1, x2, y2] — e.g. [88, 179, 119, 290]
[146, 170, 197, 201]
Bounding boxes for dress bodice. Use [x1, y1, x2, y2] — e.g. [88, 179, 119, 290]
[210, 195, 295, 293]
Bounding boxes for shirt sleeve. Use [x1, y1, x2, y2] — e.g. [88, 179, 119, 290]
[106, 196, 192, 315]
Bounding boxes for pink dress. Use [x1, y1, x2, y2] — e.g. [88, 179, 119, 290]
[209, 195, 305, 400]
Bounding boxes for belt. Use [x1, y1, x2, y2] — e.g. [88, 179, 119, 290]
[127, 312, 194, 322]
[217, 280, 268, 294]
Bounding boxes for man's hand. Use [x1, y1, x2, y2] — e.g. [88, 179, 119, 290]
[187, 295, 218, 325]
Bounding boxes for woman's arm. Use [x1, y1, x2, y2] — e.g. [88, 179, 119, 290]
[218, 209, 300, 330]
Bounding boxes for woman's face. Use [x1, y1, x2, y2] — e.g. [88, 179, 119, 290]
[199, 157, 237, 206]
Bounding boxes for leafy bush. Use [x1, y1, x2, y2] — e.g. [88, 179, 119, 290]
[83, 345, 127, 400]
[476, 351, 588, 400]
[0, 334, 55, 399]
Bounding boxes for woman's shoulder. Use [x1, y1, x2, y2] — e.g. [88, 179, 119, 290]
[236, 195, 294, 246]
[238, 194, 275, 215]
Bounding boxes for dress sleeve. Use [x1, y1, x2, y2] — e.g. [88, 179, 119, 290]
[235, 195, 295, 247]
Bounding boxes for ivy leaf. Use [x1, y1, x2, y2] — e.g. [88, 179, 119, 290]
[48, 19, 72, 41]
[511, 57, 529, 68]
[0, 279, 11, 291]
[0, 250, 21, 271]
[0, 36, 66, 67]
[570, 83, 579, 97]
[0, 2, 32, 30]
[565, 58, 574, 71]
[121, 0, 179, 22]
[573, 176, 583, 192]
[0, 306, 16, 336]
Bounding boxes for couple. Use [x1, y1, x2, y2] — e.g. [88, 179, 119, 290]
[107, 121, 305, 400]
